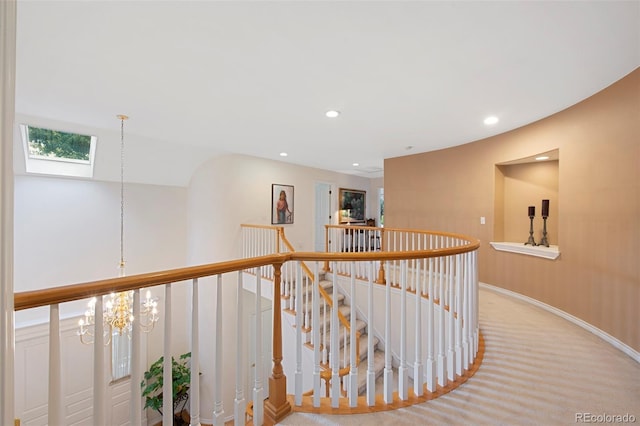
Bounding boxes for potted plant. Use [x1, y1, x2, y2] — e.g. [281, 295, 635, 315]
[141, 352, 192, 425]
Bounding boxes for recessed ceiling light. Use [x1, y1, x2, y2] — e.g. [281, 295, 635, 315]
[536, 156, 549, 161]
[325, 110, 340, 118]
[484, 116, 499, 125]
[280, 152, 288, 157]
[352, 162, 359, 167]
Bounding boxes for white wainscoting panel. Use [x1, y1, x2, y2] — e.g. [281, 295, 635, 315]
[15, 316, 141, 426]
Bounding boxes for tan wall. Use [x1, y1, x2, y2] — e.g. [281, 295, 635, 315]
[385, 69, 640, 352]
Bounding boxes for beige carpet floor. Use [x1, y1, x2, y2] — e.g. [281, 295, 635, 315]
[279, 286, 639, 425]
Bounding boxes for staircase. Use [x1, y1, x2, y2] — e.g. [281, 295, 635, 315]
[286, 272, 386, 397]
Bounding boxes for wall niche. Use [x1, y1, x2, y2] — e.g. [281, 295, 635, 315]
[493, 149, 559, 252]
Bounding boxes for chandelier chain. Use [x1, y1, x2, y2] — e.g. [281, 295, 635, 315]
[77, 114, 159, 345]
[119, 115, 126, 268]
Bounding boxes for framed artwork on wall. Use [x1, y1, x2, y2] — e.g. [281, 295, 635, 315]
[272, 184, 294, 224]
[339, 188, 366, 223]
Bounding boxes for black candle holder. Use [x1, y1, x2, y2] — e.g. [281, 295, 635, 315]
[525, 215, 537, 246]
[539, 215, 549, 247]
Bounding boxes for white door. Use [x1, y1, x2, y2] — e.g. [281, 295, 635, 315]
[314, 182, 332, 252]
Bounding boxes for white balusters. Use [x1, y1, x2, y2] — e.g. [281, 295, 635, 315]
[234, 273, 245, 425]
[473, 250, 480, 357]
[426, 256, 436, 392]
[304, 270, 310, 338]
[191, 279, 201, 426]
[414, 257, 424, 397]
[462, 252, 471, 369]
[48, 304, 63, 426]
[348, 262, 357, 407]
[447, 255, 455, 382]
[366, 261, 375, 406]
[437, 256, 447, 387]
[294, 263, 303, 406]
[130, 290, 142, 426]
[212, 276, 224, 426]
[322, 296, 328, 365]
[10, 225, 483, 424]
[383, 260, 393, 403]
[455, 254, 463, 376]
[312, 262, 321, 407]
[93, 296, 106, 425]
[163, 285, 173, 426]
[253, 273, 264, 425]
[398, 260, 408, 400]
[330, 265, 340, 407]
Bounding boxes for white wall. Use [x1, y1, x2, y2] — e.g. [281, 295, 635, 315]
[14, 175, 189, 322]
[13, 174, 191, 423]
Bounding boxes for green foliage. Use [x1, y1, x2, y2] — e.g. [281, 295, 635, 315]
[140, 352, 191, 416]
[27, 126, 91, 161]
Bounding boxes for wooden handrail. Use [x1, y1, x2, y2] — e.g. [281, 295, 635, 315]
[14, 239, 479, 312]
[14, 254, 287, 311]
[325, 224, 475, 238]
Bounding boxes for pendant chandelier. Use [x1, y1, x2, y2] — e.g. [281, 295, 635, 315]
[78, 115, 159, 344]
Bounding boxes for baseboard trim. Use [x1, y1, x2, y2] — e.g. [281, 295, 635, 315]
[479, 282, 640, 364]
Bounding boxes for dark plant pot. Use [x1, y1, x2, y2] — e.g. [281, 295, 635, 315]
[174, 409, 189, 426]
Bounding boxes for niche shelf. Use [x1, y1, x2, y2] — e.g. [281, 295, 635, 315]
[493, 149, 559, 257]
[489, 242, 560, 260]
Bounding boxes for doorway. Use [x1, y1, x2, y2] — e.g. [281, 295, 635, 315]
[314, 182, 332, 252]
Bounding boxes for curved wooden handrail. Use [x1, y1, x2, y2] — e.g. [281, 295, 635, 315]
[326, 224, 476, 238]
[14, 238, 480, 312]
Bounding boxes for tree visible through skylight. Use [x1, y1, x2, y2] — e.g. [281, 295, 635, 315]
[26, 125, 91, 162]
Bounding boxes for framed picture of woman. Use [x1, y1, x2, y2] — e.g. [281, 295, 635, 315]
[272, 184, 294, 224]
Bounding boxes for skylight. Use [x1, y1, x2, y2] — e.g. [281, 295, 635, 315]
[20, 124, 97, 178]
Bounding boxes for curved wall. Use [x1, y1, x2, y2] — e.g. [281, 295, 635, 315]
[385, 69, 639, 352]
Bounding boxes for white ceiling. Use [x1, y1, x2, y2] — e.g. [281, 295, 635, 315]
[14, 1, 640, 184]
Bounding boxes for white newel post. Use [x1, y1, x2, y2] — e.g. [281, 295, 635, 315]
[48, 304, 63, 426]
[0, 1, 16, 423]
[234, 273, 245, 425]
[163, 284, 173, 426]
[130, 290, 142, 425]
[191, 278, 201, 426]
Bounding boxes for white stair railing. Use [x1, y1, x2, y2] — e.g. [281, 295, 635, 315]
[11, 225, 478, 424]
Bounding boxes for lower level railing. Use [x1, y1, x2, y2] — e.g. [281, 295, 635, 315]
[11, 225, 479, 425]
